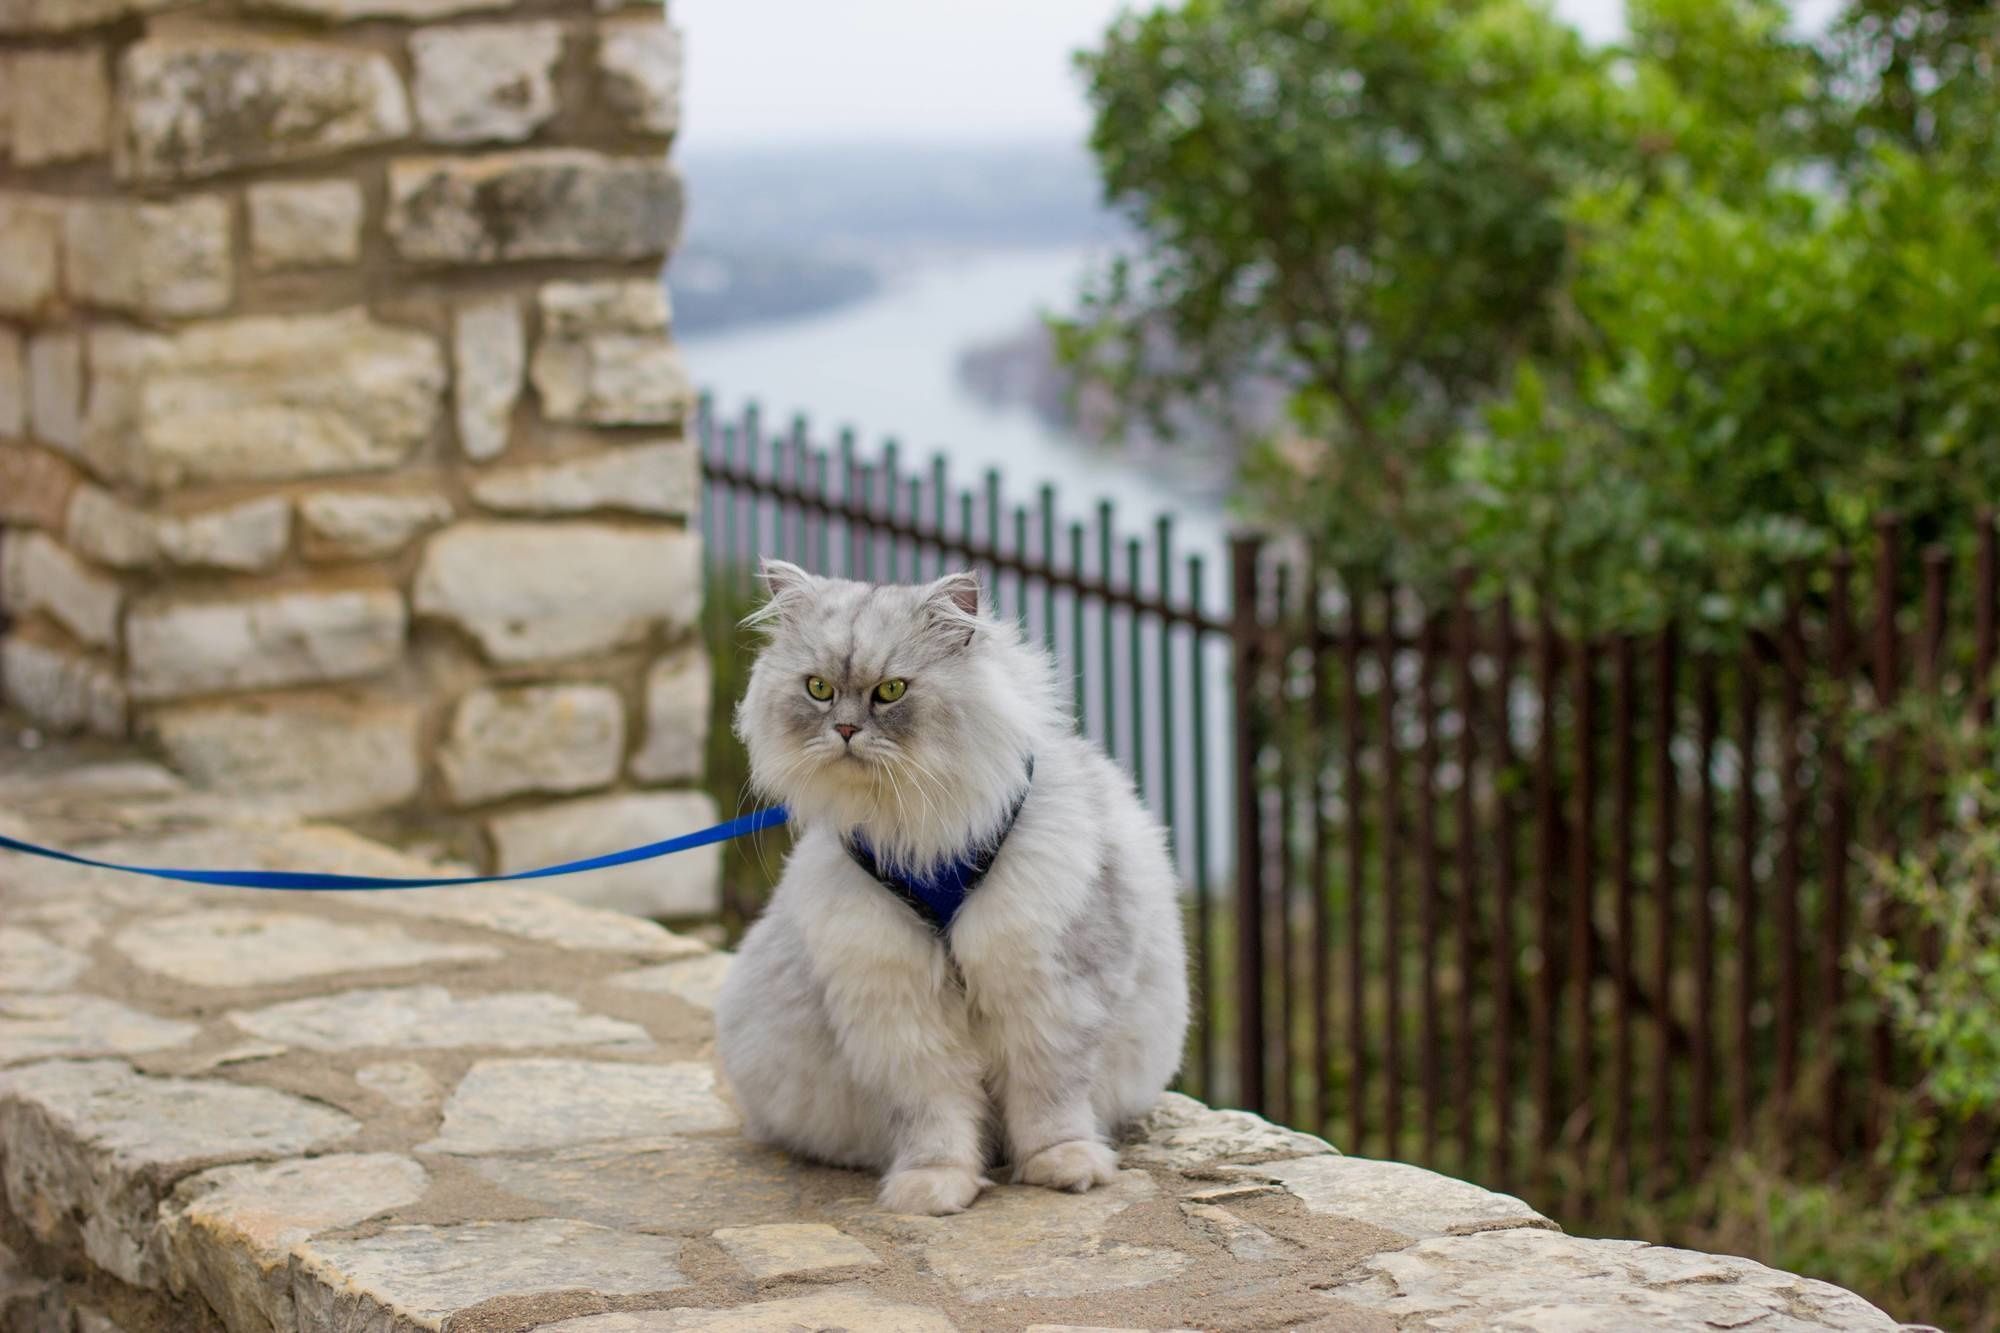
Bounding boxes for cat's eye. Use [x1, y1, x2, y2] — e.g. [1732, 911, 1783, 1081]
[874, 678, 907, 703]
[805, 676, 833, 701]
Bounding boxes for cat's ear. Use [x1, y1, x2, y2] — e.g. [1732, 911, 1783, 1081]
[743, 559, 818, 632]
[759, 559, 816, 601]
[922, 571, 981, 648]
[928, 571, 980, 618]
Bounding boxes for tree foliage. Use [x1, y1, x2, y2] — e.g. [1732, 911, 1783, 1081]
[1069, 0, 2000, 638]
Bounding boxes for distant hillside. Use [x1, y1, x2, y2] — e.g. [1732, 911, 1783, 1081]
[678, 140, 1118, 252]
[956, 317, 1284, 476]
[669, 141, 1121, 336]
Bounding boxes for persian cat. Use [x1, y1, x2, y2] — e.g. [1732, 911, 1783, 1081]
[714, 560, 1190, 1215]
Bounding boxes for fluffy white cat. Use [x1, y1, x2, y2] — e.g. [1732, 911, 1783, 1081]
[714, 560, 1190, 1216]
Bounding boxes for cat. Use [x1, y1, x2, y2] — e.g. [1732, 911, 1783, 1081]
[713, 559, 1190, 1216]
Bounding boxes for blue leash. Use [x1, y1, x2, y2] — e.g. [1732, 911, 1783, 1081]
[0, 806, 789, 892]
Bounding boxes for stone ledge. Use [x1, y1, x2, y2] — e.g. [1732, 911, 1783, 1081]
[0, 737, 1908, 1333]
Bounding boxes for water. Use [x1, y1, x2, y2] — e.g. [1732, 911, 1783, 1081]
[681, 245, 1230, 595]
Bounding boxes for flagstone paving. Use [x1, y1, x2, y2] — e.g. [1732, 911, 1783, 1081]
[0, 730, 1914, 1332]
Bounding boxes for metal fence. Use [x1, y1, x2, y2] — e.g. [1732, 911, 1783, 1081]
[701, 396, 1984, 1221]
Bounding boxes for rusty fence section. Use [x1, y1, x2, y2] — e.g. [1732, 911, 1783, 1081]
[697, 396, 1989, 1219]
[1234, 519, 1997, 1219]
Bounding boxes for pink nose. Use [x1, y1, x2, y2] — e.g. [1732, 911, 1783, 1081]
[834, 724, 860, 741]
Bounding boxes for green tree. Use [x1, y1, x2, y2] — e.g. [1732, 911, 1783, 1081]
[1064, 0, 1623, 572]
[1070, 0, 2000, 637]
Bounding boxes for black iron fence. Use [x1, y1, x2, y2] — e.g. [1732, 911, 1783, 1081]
[709, 397, 1997, 1219]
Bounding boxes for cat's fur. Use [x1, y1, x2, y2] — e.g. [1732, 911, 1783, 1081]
[713, 560, 1190, 1215]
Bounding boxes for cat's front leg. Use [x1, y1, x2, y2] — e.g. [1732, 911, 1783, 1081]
[872, 1075, 992, 1215]
[814, 918, 992, 1215]
[988, 999, 1121, 1193]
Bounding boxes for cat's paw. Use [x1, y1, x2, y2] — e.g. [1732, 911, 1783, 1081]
[1017, 1139, 1120, 1193]
[877, 1165, 989, 1216]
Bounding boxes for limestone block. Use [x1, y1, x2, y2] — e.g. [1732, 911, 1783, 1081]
[0, 196, 60, 318]
[298, 490, 454, 561]
[598, 20, 682, 137]
[421, 1057, 734, 1154]
[0, 330, 21, 439]
[0, 0, 173, 33]
[10, 49, 111, 166]
[0, 443, 78, 531]
[119, 36, 410, 182]
[471, 441, 697, 517]
[69, 488, 172, 569]
[541, 278, 670, 338]
[147, 695, 423, 816]
[532, 335, 690, 426]
[890, 1173, 1189, 1303]
[230, 985, 653, 1052]
[0, 530, 121, 648]
[486, 790, 721, 917]
[631, 641, 710, 783]
[711, 1224, 881, 1281]
[247, 180, 364, 271]
[114, 908, 495, 987]
[464, 1137, 801, 1234]
[26, 330, 80, 453]
[531, 279, 688, 424]
[0, 993, 196, 1066]
[411, 22, 562, 145]
[0, 639, 125, 734]
[82, 311, 445, 488]
[1229, 1155, 1553, 1241]
[609, 953, 730, 1012]
[162, 1154, 428, 1333]
[67, 487, 291, 574]
[0, 929, 87, 992]
[369, 887, 706, 958]
[1120, 1090, 1336, 1169]
[453, 296, 524, 460]
[0, 1059, 357, 1287]
[541, 1292, 958, 1333]
[157, 497, 292, 572]
[126, 588, 406, 700]
[439, 682, 624, 806]
[355, 1062, 441, 1111]
[1178, 1201, 1299, 1262]
[63, 197, 232, 318]
[413, 521, 699, 663]
[1324, 1227, 1901, 1331]
[292, 1219, 685, 1330]
[387, 151, 682, 264]
[249, 0, 511, 19]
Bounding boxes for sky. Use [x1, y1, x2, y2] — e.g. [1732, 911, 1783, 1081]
[674, 0, 1829, 151]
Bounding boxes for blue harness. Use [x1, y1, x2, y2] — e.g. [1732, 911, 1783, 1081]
[843, 757, 1033, 933]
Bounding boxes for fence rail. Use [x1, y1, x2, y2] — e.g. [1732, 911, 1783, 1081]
[698, 395, 1986, 1223]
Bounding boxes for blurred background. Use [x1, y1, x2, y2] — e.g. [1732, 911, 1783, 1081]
[680, 3, 1997, 1329]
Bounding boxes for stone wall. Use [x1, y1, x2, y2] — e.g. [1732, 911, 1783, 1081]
[0, 741, 1914, 1333]
[0, 0, 716, 917]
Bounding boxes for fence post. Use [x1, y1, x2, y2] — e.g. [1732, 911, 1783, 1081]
[1229, 533, 1266, 1113]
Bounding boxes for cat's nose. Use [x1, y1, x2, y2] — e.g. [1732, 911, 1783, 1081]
[834, 723, 860, 742]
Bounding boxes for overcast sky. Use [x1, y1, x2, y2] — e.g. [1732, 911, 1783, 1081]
[675, 0, 1836, 151]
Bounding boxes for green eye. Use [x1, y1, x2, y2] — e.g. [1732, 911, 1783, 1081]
[874, 678, 907, 703]
[805, 676, 833, 701]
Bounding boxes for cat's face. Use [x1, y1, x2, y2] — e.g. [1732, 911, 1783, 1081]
[735, 561, 993, 830]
